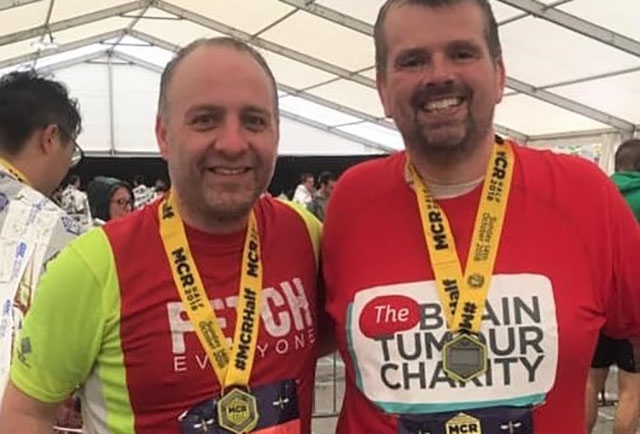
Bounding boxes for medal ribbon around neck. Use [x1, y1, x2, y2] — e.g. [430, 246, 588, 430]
[408, 140, 514, 335]
[158, 191, 262, 389]
[0, 157, 30, 186]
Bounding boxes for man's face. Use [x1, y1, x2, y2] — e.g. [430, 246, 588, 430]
[377, 1, 505, 155]
[44, 125, 76, 196]
[156, 45, 279, 224]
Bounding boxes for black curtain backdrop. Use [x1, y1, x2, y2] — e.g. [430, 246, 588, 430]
[66, 154, 388, 197]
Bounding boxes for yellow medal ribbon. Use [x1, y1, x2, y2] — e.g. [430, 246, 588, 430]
[158, 191, 262, 389]
[409, 140, 514, 335]
[0, 157, 30, 186]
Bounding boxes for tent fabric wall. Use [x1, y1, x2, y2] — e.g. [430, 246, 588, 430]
[50, 56, 383, 156]
[0, 0, 639, 155]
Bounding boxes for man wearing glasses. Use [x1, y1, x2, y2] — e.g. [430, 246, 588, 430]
[0, 70, 83, 404]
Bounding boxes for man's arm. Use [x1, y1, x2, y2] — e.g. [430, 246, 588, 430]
[0, 381, 60, 434]
[600, 173, 640, 344]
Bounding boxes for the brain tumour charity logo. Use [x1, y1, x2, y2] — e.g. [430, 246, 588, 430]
[358, 295, 422, 338]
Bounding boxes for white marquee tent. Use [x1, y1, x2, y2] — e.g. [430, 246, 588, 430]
[0, 0, 639, 170]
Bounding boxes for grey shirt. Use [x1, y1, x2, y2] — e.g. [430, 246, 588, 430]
[0, 165, 81, 399]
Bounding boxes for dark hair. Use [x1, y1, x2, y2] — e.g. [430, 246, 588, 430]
[68, 174, 81, 185]
[300, 172, 314, 183]
[158, 37, 279, 119]
[374, 0, 502, 77]
[133, 174, 145, 186]
[615, 139, 640, 172]
[88, 176, 133, 222]
[0, 70, 81, 156]
[318, 171, 336, 186]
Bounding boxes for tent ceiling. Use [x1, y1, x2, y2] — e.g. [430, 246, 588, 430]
[0, 0, 638, 153]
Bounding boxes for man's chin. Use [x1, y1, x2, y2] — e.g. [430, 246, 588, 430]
[417, 129, 468, 153]
[204, 194, 258, 221]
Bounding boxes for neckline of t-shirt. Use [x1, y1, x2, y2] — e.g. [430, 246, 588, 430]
[401, 155, 485, 200]
[183, 219, 247, 251]
[428, 176, 485, 199]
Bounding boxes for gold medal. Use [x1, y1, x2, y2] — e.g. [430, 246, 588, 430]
[217, 388, 259, 433]
[409, 141, 515, 383]
[442, 333, 488, 383]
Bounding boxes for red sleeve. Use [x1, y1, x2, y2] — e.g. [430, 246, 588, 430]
[601, 176, 640, 339]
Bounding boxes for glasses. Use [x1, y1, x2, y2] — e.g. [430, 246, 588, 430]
[58, 125, 84, 168]
[111, 198, 133, 208]
[69, 140, 84, 168]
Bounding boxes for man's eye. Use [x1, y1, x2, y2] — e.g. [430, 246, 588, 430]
[191, 115, 215, 128]
[453, 50, 474, 60]
[399, 56, 424, 68]
[245, 115, 267, 130]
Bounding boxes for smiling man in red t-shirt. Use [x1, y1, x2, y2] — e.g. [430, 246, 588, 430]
[322, 1, 640, 433]
[1, 37, 322, 434]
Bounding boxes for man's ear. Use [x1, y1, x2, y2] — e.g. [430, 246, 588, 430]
[377, 71, 393, 118]
[39, 124, 60, 155]
[494, 58, 506, 104]
[156, 115, 170, 161]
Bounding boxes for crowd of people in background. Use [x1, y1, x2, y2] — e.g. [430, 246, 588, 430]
[1, 0, 640, 433]
[51, 175, 169, 230]
[287, 171, 337, 221]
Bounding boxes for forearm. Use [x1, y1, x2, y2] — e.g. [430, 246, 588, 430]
[0, 412, 56, 434]
[0, 381, 59, 434]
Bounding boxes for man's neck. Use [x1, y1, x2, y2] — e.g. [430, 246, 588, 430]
[0, 153, 34, 188]
[407, 134, 495, 186]
[173, 193, 250, 235]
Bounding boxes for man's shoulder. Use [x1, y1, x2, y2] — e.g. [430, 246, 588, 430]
[259, 195, 321, 258]
[259, 195, 320, 231]
[512, 143, 622, 229]
[0, 182, 78, 236]
[515, 143, 604, 176]
[327, 152, 402, 212]
[101, 202, 158, 246]
[339, 152, 401, 186]
[514, 143, 610, 193]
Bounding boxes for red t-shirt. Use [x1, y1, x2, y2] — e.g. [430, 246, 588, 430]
[13, 195, 321, 434]
[322, 141, 640, 434]
[109, 197, 320, 433]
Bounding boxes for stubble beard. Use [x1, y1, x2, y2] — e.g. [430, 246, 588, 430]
[201, 180, 261, 223]
[403, 105, 495, 165]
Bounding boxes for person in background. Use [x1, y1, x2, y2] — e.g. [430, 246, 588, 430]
[292, 172, 315, 206]
[586, 138, 640, 434]
[154, 178, 169, 194]
[0, 69, 82, 404]
[611, 139, 640, 219]
[132, 174, 157, 210]
[60, 174, 92, 232]
[307, 171, 336, 221]
[87, 176, 134, 225]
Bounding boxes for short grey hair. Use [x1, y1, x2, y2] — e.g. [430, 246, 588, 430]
[374, 0, 502, 77]
[157, 37, 279, 119]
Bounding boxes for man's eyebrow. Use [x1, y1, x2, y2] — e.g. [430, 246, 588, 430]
[185, 104, 224, 114]
[241, 105, 272, 117]
[396, 47, 429, 58]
